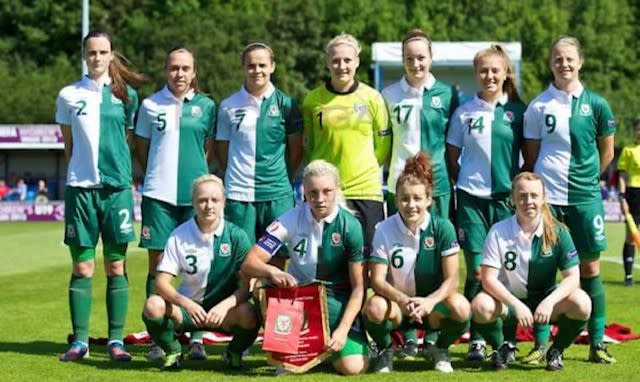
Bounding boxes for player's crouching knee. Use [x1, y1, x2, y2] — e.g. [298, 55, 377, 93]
[568, 289, 592, 320]
[362, 296, 387, 323]
[334, 356, 368, 375]
[143, 295, 167, 319]
[470, 293, 495, 323]
[236, 302, 259, 329]
[448, 294, 471, 322]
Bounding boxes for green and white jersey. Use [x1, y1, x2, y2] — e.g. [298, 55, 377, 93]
[56, 75, 138, 189]
[524, 84, 616, 206]
[158, 218, 251, 310]
[257, 204, 364, 296]
[447, 94, 526, 198]
[382, 75, 458, 196]
[216, 83, 302, 202]
[482, 215, 578, 299]
[136, 86, 216, 206]
[369, 212, 459, 297]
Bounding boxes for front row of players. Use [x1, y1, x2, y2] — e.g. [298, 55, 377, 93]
[142, 154, 590, 373]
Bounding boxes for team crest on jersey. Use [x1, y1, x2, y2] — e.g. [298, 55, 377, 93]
[220, 243, 231, 256]
[424, 236, 435, 249]
[141, 226, 151, 240]
[430, 96, 442, 108]
[354, 103, 368, 116]
[504, 111, 514, 122]
[111, 95, 123, 104]
[66, 224, 76, 238]
[331, 232, 342, 246]
[191, 105, 202, 118]
[267, 105, 281, 117]
[541, 248, 552, 258]
[274, 313, 293, 334]
[579, 104, 591, 116]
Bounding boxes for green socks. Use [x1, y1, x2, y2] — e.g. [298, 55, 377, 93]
[106, 275, 128, 341]
[474, 319, 504, 349]
[142, 315, 182, 354]
[581, 275, 606, 346]
[437, 318, 470, 348]
[69, 274, 92, 343]
[146, 274, 155, 297]
[365, 318, 393, 349]
[228, 326, 259, 354]
[533, 323, 551, 348]
[551, 314, 587, 352]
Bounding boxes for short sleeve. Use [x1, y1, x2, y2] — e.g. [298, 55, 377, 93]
[215, 105, 232, 141]
[256, 208, 296, 257]
[371, 91, 392, 166]
[556, 226, 579, 270]
[446, 106, 465, 148]
[345, 214, 364, 263]
[368, 225, 389, 265]
[523, 103, 542, 140]
[125, 88, 139, 130]
[481, 226, 502, 269]
[207, 99, 218, 139]
[157, 234, 182, 276]
[436, 218, 460, 257]
[617, 147, 630, 172]
[134, 100, 152, 138]
[595, 96, 616, 137]
[285, 98, 303, 135]
[55, 92, 71, 125]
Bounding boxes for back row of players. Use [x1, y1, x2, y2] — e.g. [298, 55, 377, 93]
[55, 27, 616, 373]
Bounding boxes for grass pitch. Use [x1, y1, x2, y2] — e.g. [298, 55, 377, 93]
[0, 222, 639, 381]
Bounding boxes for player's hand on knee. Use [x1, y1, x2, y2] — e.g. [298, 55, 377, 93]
[206, 305, 228, 328]
[326, 326, 348, 352]
[186, 301, 208, 327]
[514, 301, 534, 328]
[533, 300, 553, 324]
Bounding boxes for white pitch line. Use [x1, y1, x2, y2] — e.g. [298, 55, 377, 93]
[601, 256, 640, 270]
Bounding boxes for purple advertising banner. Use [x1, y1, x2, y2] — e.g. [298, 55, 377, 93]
[0, 125, 64, 148]
[0, 201, 142, 222]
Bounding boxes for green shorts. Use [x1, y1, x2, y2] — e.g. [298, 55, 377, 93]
[456, 189, 513, 254]
[64, 186, 135, 247]
[550, 201, 607, 256]
[225, 196, 294, 241]
[327, 293, 368, 361]
[397, 301, 451, 331]
[140, 196, 194, 250]
[386, 192, 451, 220]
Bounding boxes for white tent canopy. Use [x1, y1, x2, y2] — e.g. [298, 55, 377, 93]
[371, 41, 522, 95]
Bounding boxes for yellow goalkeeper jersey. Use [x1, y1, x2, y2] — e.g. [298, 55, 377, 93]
[302, 81, 391, 201]
[618, 144, 640, 188]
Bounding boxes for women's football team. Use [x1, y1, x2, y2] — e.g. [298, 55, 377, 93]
[55, 28, 618, 373]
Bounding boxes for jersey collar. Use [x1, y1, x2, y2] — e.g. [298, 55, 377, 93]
[192, 216, 225, 240]
[325, 79, 359, 95]
[548, 82, 584, 100]
[471, 93, 508, 110]
[304, 203, 340, 225]
[400, 74, 436, 93]
[81, 73, 112, 91]
[392, 211, 431, 237]
[510, 215, 543, 239]
[241, 82, 275, 104]
[161, 85, 196, 102]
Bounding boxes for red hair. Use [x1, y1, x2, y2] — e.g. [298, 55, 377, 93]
[396, 151, 433, 195]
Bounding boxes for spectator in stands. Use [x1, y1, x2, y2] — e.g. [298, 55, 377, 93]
[0, 179, 10, 200]
[11, 178, 27, 201]
[35, 179, 49, 204]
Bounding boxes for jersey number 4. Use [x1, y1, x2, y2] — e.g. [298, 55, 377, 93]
[293, 238, 308, 258]
[469, 116, 484, 134]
